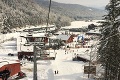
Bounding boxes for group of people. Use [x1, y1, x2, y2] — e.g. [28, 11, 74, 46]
[65, 50, 68, 54]
[18, 55, 33, 62]
[54, 70, 59, 75]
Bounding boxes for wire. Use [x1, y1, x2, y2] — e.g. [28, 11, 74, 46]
[46, 0, 52, 33]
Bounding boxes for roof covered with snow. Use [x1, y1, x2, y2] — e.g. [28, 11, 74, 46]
[48, 35, 57, 39]
[0, 60, 19, 68]
[21, 32, 46, 37]
[61, 20, 102, 29]
[86, 29, 101, 34]
[56, 34, 71, 40]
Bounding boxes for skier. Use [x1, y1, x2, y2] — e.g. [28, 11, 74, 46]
[57, 70, 58, 74]
[54, 70, 56, 75]
[74, 53, 76, 55]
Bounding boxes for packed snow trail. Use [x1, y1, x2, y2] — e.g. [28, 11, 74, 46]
[49, 49, 90, 80]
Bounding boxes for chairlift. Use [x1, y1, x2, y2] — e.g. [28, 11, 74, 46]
[20, 35, 24, 37]
[24, 43, 31, 46]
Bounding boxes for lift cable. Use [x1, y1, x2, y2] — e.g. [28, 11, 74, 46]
[46, 0, 52, 33]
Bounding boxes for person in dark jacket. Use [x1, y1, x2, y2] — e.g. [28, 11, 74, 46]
[57, 70, 58, 74]
[54, 70, 56, 75]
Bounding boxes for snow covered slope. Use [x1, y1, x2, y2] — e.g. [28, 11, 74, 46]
[0, 33, 95, 80]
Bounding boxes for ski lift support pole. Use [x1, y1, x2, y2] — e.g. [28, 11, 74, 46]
[33, 45, 37, 80]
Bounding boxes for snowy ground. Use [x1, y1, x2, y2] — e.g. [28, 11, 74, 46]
[0, 21, 101, 80]
[61, 20, 102, 29]
[0, 35, 95, 80]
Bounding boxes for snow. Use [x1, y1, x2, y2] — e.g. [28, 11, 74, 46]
[86, 29, 101, 34]
[48, 35, 57, 39]
[56, 34, 71, 40]
[0, 20, 102, 80]
[0, 34, 95, 80]
[89, 9, 93, 11]
[20, 32, 46, 37]
[17, 25, 55, 32]
[0, 60, 19, 68]
[61, 20, 102, 29]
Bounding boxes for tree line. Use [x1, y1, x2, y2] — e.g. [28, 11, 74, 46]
[0, 0, 71, 30]
[98, 0, 120, 80]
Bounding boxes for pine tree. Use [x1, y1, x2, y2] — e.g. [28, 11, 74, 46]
[98, 0, 120, 80]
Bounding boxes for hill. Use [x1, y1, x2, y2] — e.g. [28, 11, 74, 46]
[0, 0, 106, 30]
[35, 0, 106, 20]
[0, 0, 71, 29]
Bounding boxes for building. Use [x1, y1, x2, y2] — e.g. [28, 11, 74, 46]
[17, 32, 48, 59]
[56, 34, 74, 43]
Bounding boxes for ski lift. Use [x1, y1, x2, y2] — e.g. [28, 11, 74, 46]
[24, 43, 31, 46]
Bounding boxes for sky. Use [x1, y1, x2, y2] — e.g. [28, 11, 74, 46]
[52, 0, 110, 9]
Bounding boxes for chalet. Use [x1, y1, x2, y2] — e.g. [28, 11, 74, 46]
[17, 32, 48, 59]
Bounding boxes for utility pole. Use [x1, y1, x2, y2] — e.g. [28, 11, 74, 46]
[33, 45, 37, 80]
[88, 45, 93, 78]
[88, 52, 91, 78]
[46, 0, 51, 33]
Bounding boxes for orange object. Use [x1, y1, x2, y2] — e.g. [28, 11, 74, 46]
[0, 62, 21, 77]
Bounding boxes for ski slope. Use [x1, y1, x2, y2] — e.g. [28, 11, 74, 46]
[0, 34, 95, 80]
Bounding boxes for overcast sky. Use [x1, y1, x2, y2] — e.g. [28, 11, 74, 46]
[52, 0, 109, 9]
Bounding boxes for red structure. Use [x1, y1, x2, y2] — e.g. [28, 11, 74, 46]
[0, 61, 25, 80]
[66, 35, 74, 43]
